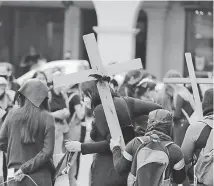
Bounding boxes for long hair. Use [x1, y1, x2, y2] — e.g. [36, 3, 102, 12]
[15, 93, 49, 144]
[80, 81, 119, 110]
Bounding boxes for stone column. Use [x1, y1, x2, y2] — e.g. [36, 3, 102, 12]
[92, 0, 142, 65]
[144, 7, 167, 80]
[162, 2, 185, 76]
[63, 6, 81, 59]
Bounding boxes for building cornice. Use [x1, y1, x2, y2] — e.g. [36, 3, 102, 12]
[93, 26, 140, 35]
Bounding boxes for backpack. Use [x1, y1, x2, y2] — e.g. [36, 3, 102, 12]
[128, 135, 173, 186]
[195, 115, 213, 186]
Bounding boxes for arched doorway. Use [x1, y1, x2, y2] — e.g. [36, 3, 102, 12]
[135, 10, 147, 69]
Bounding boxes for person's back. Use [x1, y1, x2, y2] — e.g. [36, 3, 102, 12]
[128, 136, 185, 186]
[5, 109, 54, 171]
[110, 109, 186, 186]
[0, 79, 55, 186]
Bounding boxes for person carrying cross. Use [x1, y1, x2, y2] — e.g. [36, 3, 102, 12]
[64, 80, 162, 186]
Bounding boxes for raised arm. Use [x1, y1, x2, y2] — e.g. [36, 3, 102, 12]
[126, 97, 162, 118]
[81, 140, 110, 155]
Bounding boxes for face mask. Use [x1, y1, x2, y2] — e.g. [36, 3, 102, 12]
[84, 96, 91, 109]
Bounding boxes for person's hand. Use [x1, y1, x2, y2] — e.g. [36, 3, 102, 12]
[65, 141, 81, 152]
[62, 108, 70, 118]
[13, 104, 20, 109]
[110, 137, 121, 151]
[14, 169, 25, 182]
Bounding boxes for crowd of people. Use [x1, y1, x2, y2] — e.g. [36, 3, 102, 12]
[0, 65, 211, 186]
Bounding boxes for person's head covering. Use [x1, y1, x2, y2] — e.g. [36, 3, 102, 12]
[164, 69, 182, 78]
[18, 79, 48, 107]
[202, 88, 213, 115]
[146, 109, 173, 137]
[126, 69, 149, 86]
[0, 77, 8, 86]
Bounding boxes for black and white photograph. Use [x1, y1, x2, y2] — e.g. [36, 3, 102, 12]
[0, 0, 213, 186]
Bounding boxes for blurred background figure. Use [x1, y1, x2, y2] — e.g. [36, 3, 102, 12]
[32, 71, 48, 85]
[0, 64, 20, 93]
[135, 78, 157, 101]
[156, 69, 195, 147]
[0, 77, 14, 124]
[19, 46, 41, 74]
[64, 51, 72, 60]
[66, 83, 86, 180]
[49, 71, 70, 165]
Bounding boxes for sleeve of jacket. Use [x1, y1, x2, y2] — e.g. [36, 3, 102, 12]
[181, 124, 198, 165]
[111, 138, 137, 174]
[126, 97, 162, 118]
[81, 140, 110, 155]
[20, 114, 55, 174]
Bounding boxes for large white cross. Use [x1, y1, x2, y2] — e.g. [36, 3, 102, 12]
[53, 33, 142, 149]
[163, 53, 213, 120]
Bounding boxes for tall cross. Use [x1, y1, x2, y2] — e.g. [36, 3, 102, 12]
[53, 33, 142, 149]
[163, 53, 213, 120]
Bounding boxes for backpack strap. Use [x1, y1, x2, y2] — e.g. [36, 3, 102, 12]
[130, 139, 146, 177]
[160, 141, 174, 180]
[137, 137, 145, 144]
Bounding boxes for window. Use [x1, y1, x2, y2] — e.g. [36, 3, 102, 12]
[185, 6, 213, 78]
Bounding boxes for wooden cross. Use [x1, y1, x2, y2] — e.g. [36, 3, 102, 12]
[53, 33, 142, 149]
[163, 53, 213, 120]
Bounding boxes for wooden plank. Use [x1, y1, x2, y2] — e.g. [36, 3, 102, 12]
[53, 59, 143, 88]
[83, 34, 125, 149]
[53, 69, 96, 88]
[163, 78, 213, 84]
[106, 58, 142, 76]
[185, 53, 203, 119]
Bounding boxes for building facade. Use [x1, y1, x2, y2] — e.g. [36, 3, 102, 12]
[0, 1, 213, 79]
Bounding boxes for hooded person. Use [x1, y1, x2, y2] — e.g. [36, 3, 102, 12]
[110, 109, 186, 185]
[0, 79, 55, 186]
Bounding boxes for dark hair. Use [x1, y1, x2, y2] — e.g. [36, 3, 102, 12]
[80, 81, 119, 110]
[14, 93, 49, 144]
[110, 79, 118, 87]
[32, 71, 48, 83]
